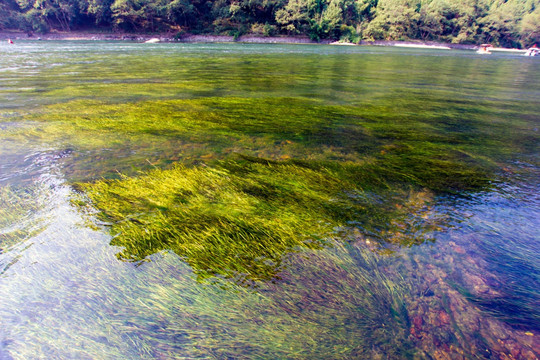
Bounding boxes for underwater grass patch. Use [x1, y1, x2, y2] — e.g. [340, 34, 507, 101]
[0, 184, 49, 254]
[4, 92, 528, 284]
[2, 45, 540, 359]
[3, 95, 510, 191]
[4, 92, 537, 283]
[74, 155, 450, 283]
[74, 159, 347, 282]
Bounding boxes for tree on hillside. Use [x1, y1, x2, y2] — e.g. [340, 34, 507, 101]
[0, 0, 537, 47]
[363, 0, 421, 40]
[111, 0, 171, 31]
[0, 0, 22, 30]
[275, 0, 309, 33]
[275, 0, 359, 40]
[476, 0, 537, 47]
[87, 0, 115, 25]
[412, 0, 487, 43]
[519, 8, 540, 46]
[165, 0, 198, 27]
[14, 0, 87, 32]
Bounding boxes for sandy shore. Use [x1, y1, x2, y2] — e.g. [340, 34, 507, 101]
[0, 30, 495, 50]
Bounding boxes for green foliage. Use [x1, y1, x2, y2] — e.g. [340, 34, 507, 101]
[251, 22, 277, 36]
[13, 0, 89, 32]
[364, 0, 420, 40]
[1, 0, 537, 45]
[87, 0, 114, 25]
[0, 0, 23, 30]
[111, 0, 166, 31]
[165, 0, 197, 27]
[275, 0, 310, 34]
[339, 24, 359, 42]
[173, 28, 185, 39]
[519, 7, 540, 46]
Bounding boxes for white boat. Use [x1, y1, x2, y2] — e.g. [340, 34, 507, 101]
[524, 47, 539, 56]
[476, 44, 492, 54]
[144, 38, 160, 44]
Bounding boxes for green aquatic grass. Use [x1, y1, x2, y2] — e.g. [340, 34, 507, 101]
[0, 234, 417, 359]
[75, 160, 334, 281]
[0, 183, 50, 277]
[0, 186, 40, 229]
[2, 44, 539, 359]
[0, 185, 49, 253]
[5, 95, 508, 191]
[6, 91, 536, 283]
[74, 155, 449, 282]
[2, 46, 538, 286]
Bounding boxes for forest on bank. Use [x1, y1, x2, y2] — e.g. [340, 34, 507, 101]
[1, 0, 539, 47]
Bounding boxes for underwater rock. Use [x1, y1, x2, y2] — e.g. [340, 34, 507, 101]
[463, 273, 491, 295]
[448, 241, 466, 254]
[432, 350, 454, 360]
[438, 311, 451, 326]
[505, 340, 522, 358]
[480, 333, 505, 353]
[398, 234, 539, 359]
[464, 256, 478, 266]
[522, 349, 538, 360]
[484, 276, 502, 290]
[411, 315, 423, 339]
[486, 319, 509, 340]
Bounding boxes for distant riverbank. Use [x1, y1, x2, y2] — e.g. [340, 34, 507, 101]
[0, 30, 317, 44]
[0, 30, 484, 50]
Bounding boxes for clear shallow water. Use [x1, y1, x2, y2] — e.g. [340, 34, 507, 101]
[0, 41, 539, 359]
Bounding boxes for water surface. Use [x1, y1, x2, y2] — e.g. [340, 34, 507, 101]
[0, 41, 538, 359]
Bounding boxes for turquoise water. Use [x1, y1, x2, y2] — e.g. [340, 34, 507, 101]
[0, 41, 538, 359]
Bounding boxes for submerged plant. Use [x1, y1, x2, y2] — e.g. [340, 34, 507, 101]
[6, 95, 504, 188]
[74, 155, 452, 283]
[0, 184, 49, 253]
[3, 64, 537, 285]
[2, 44, 539, 359]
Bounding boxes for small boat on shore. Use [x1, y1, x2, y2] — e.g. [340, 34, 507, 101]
[524, 46, 539, 56]
[144, 38, 160, 44]
[477, 44, 492, 54]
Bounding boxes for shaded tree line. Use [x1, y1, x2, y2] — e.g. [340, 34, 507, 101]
[1, 0, 538, 47]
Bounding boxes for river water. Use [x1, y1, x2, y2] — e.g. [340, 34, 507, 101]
[0, 41, 538, 359]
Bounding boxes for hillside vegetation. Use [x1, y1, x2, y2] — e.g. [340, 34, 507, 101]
[1, 0, 539, 47]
